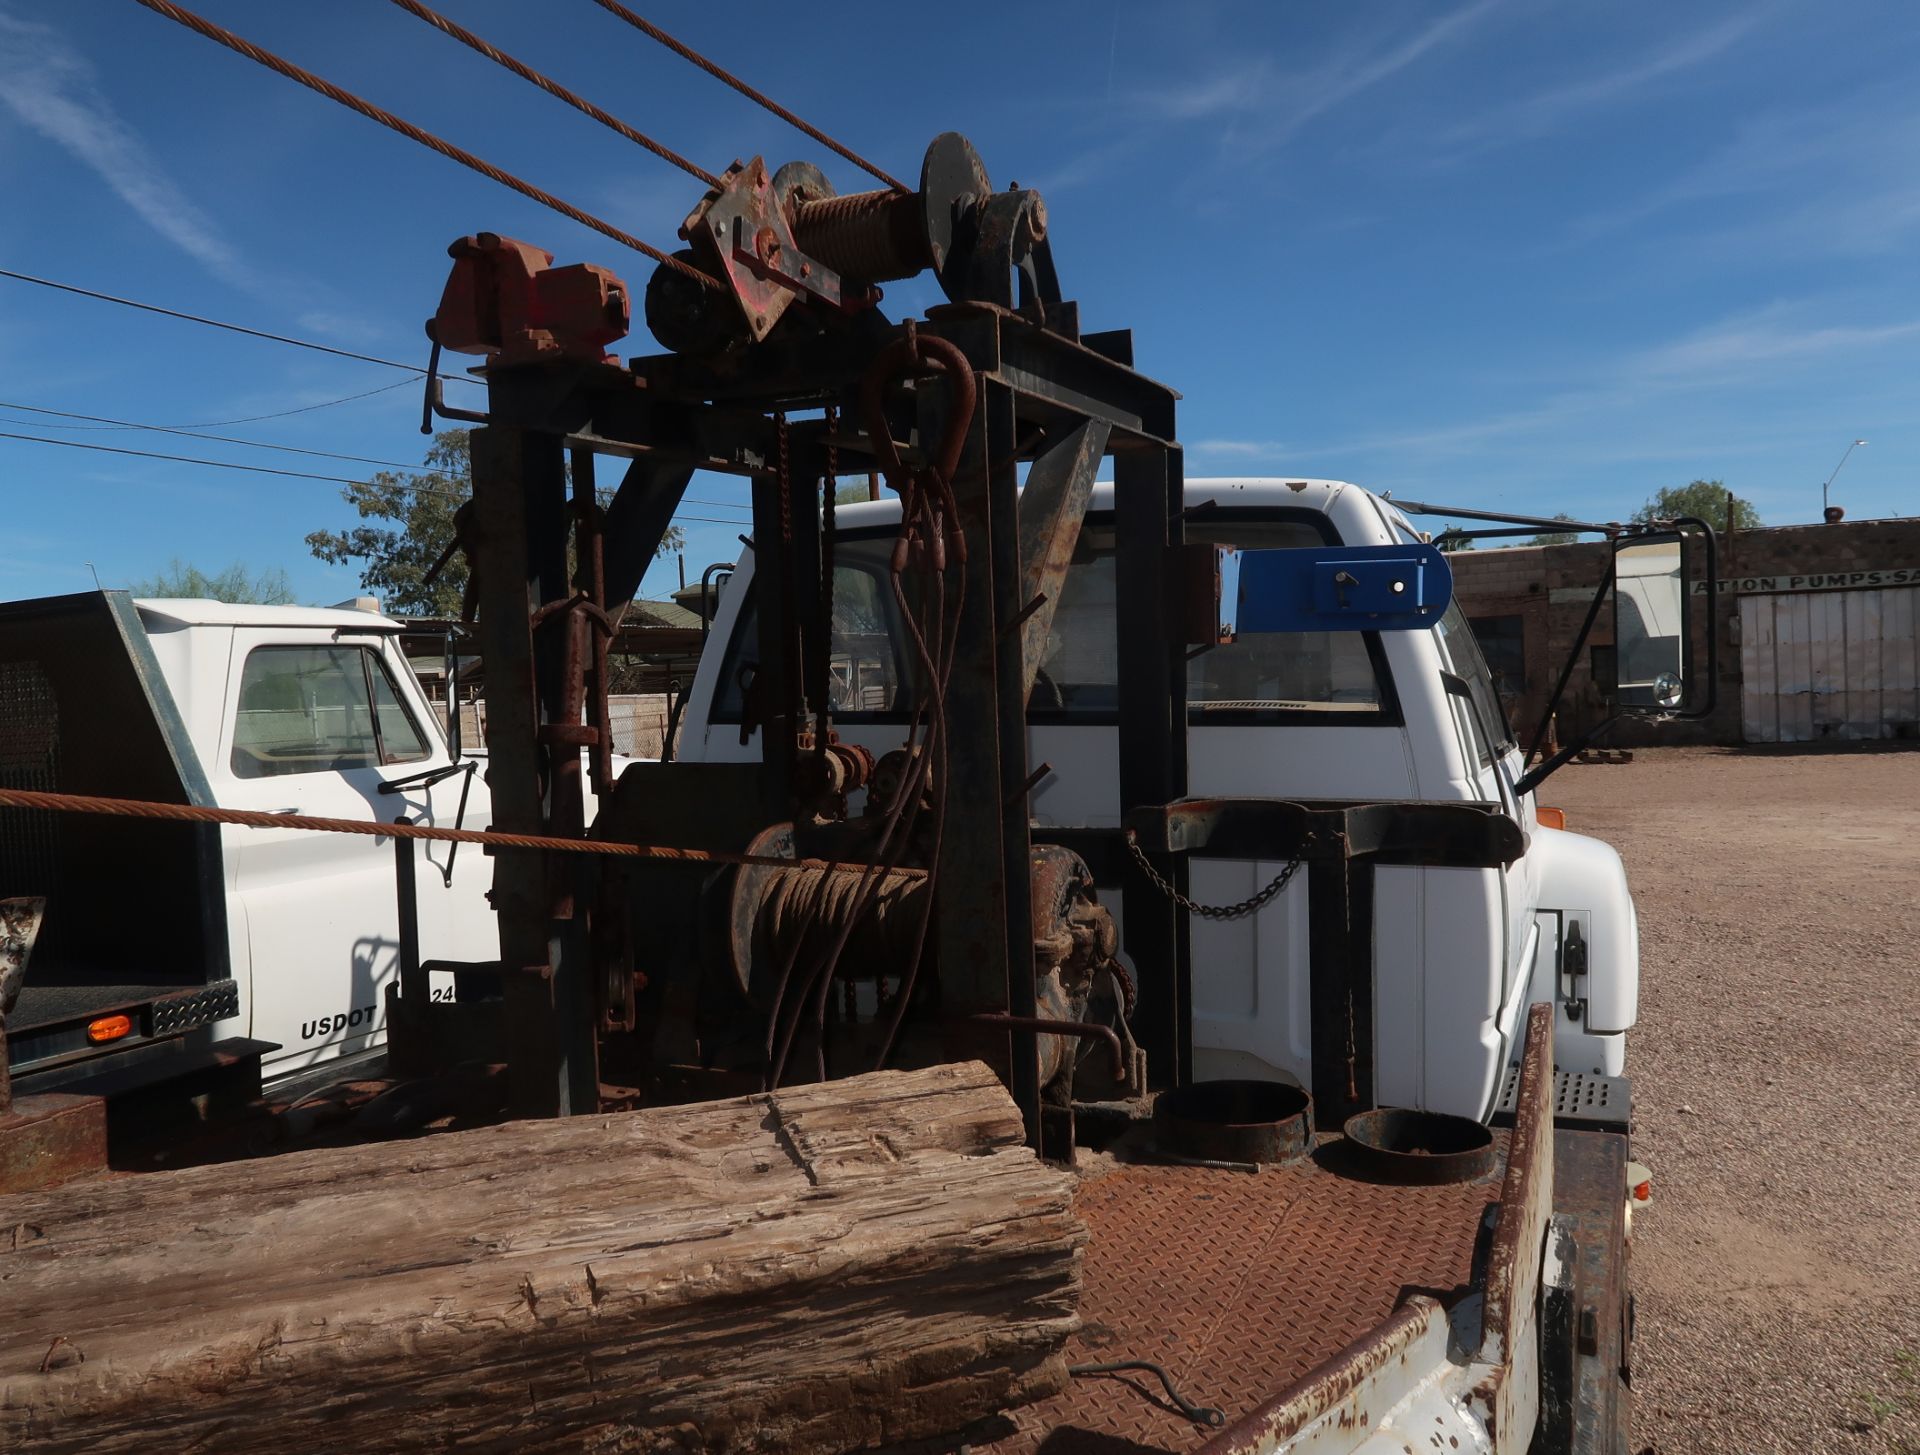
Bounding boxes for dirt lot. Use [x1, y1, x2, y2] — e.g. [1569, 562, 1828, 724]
[1551, 746, 1920, 1454]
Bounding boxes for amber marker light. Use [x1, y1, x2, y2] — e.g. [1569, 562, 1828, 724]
[86, 1014, 133, 1043]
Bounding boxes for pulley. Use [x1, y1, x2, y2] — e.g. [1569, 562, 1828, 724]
[645, 132, 1064, 355]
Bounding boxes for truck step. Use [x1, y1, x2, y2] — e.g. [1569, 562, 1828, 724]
[1492, 1064, 1630, 1134]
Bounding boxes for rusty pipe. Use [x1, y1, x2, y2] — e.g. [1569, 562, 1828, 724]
[966, 1011, 1128, 1086]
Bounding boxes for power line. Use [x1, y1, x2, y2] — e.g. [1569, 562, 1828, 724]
[131, 0, 722, 292]
[0, 266, 466, 381]
[0, 401, 426, 469]
[0, 429, 751, 519]
[589, 0, 908, 192]
[0, 429, 465, 496]
[161, 378, 425, 426]
[386, 0, 721, 188]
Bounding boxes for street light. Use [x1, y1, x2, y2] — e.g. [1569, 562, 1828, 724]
[1822, 438, 1867, 517]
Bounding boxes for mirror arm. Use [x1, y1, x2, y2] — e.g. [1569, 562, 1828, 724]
[1525, 555, 1616, 769]
[1514, 714, 1621, 797]
[1666, 515, 1719, 721]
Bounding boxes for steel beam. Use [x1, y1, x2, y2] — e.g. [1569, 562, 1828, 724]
[931, 377, 1042, 1145]
[601, 455, 695, 618]
[1113, 444, 1189, 1087]
[469, 425, 598, 1118]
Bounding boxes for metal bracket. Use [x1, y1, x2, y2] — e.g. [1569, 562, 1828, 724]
[1233, 543, 1452, 633]
[686, 158, 860, 342]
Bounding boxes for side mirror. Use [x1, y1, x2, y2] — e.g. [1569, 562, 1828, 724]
[1517, 519, 1717, 796]
[1612, 531, 1691, 715]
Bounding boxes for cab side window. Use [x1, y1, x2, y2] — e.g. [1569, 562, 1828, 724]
[232, 646, 428, 778]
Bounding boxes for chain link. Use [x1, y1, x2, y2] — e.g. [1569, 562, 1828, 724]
[1123, 830, 1312, 921]
[774, 410, 792, 545]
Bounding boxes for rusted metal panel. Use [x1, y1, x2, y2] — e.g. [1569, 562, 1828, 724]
[1016, 418, 1110, 704]
[989, 1143, 1502, 1452]
[1470, 1000, 1556, 1450]
[1547, 1130, 1633, 1454]
[0, 1092, 106, 1193]
[1194, 1298, 1463, 1455]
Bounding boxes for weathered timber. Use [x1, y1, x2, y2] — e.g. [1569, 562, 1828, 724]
[0, 1062, 1085, 1454]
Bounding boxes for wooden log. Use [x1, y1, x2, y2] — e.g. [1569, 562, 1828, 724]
[0, 1062, 1084, 1454]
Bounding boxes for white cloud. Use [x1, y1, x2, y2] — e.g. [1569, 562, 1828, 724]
[1563, 84, 1920, 260]
[1636, 311, 1920, 379]
[1262, 0, 1502, 150]
[1194, 438, 1289, 458]
[0, 8, 244, 279]
[1307, 302, 1920, 461]
[295, 311, 390, 348]
[1431, 12, 1765, 154]
[1142, 1, 1502, 147]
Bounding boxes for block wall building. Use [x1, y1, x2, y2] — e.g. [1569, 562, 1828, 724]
[1448, 516, 1920, 747]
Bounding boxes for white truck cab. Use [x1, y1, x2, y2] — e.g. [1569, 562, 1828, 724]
[137, 597, 498, 1078]
[675, 478, 1641, 1119]
[1, 591, 496, 1096]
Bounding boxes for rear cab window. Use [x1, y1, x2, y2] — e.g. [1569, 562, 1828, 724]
[231, 645, 429, 778]
[713, 510, 1399, 727]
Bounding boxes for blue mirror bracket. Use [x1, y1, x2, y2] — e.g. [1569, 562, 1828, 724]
[1235, 544, 1453, 633]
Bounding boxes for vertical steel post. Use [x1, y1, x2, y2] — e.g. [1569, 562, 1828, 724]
[934, 376, 1041, 1145]
[469, 424, 598, 1118]
[393, 820, 425, 1010]
[1307, 853, 1376, 1126]
[1114, 444, 1190, 1087]
[749, 448, 798, 818]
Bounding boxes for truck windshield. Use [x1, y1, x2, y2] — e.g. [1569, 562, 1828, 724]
[713, 516, 1389, 725]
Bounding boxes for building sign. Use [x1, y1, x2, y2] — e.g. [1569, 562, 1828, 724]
[1691, 567, 1920, 596]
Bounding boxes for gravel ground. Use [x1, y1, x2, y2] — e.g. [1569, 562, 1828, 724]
[1550, 746, 1920, 1454]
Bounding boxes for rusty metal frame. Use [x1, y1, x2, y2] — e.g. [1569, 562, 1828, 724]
[1197, 1003, 1558, 1455]
[437, 285, 1181, 1139]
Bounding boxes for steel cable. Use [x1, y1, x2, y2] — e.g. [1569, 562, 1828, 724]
[0, 786, 924, 876]
[385, 0, 722, 189]
[129, 0, 722, 292]
[587, 0, 908, 192]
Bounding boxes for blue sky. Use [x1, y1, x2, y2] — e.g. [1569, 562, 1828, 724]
[2, 1, 1915, 606]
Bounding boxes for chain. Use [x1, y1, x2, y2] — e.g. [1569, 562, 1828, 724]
[774, 410, 792, 545]
[818, 404, 838, 730]
[1123, 830, 1312, 921]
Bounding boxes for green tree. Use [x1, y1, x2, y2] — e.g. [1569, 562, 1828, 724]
[129, 559, 294, 604]
[1632, 479, 1759, 531]
[1435, 527, 1475, 553]
[306, 430, 684, 617]
[1527, 513, 1580, 546]
[834, 480, 877, 506]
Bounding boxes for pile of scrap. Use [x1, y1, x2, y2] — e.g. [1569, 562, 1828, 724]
[0, 1062, 1084, 1454]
